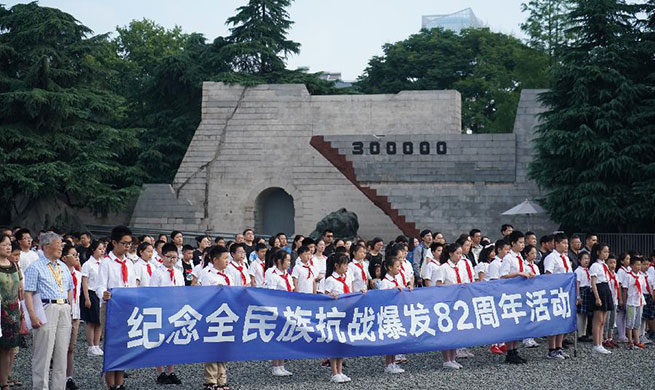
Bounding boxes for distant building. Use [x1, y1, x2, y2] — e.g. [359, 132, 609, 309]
[422, 8, 484, 32]
[319, 72, 353, 89]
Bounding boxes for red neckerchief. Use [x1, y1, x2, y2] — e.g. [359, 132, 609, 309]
[528, 263, 537, 275]
[111, 255, 128, 285]
[215, 269, 231, 285]
[303, 264, 314, 279]
[385, 273, 399, 287]
[450, 261, 462, 284]
[231, 261, 247, 285]
[334, 273, 351, 293]
[560, 254, 570, 272]
[629, 272, 644, 305]
[167, 268, 175, 284]
[460, 257, 473, 282]
[71, 271, 78, 302]
[353, 261, 367, 281]
[516, 252, 524, 273]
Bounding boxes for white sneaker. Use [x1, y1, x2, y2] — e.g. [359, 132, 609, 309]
[592, 345, 611, 355]
[455, 348, 470, 359]
[339, 374, 351, 382]
[641, 337, 651, 344]
[394, 354, 408, 363]
[330, 374, 344, 383]
[280, 366, 293, 376]
[384, 363, 404, 374]
[93, 346, 104, 356]
[522, 338, 539, 348]
[442, 361, 460, 369]
[87, 347, 96, 357]
[454, 361, 463, 368]
[272, 366, 286, 376]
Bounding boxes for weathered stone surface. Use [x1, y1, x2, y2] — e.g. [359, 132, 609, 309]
[309, 208, 359, 241]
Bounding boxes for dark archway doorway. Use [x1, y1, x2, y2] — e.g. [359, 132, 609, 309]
[255, 187, 294, 236]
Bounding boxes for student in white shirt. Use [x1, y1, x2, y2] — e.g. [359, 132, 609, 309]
[62, 244, 82, 390]
[96, 226, 138, 390]
[150, 243, 184, 385]
[474, 244, 494, 282]
[348, 244, 369, 293]
[196, 245, 231, 390]
[265, 250, 294, 377]
[378, 257, 405, 375]
[623, 257, 646, 349]
[134, 242, 155, 287]
[487, 240, 510, 281]
[313, 240, 328, 292]
[542, 233, 572, 359]
[323, 254, 353, 383]
[574, 252, 592, 344]
[435, 243, 464, 369]
[522, 244, 541, 349]
[616, 252, 632, 342]
[16, 228, 38, 271]
[589, 243, 613, 355]
[225, 243, 250, 287]
[396, 242, 415, 288]
[604, 255, 620, 348]
[80, 240, 105, 356]
[422, 243, 444, 287]
[292, 246, 316, 293]
[248, 243, 268, 287]
[499, 231, 532, 364]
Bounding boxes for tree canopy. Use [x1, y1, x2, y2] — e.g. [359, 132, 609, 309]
[528, 0, 655, 232]
[355, 27, 550, 133]
[0, 2, 142, 229]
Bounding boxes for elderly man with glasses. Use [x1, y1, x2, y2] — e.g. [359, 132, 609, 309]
[23, 232, 74, 390]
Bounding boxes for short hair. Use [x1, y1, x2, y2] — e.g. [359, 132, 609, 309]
[40, 232, 62, 248]
[501, 224, 513, 232]
[171, 230, 183, 240]
[525, 231, 536, 237]
[297, 246, 310, 256]
[254, 243, 267, 252]
[136, 242, 152, 258]
[154, 239, 165, 249]
[429, 242, 444, 252]
[554, 233, 568, 243]
[214, 236, 225, 244]
[15, 228, 31, 241]
[394, 235, 409, 244]
[229, 242, 246, 254]
[301, 237, 315, 247]
[110, 226, 132, 243]
[161, 243, 178, 255]
[539, 235, 551, 245]
[322, 229, 333, 236]
[570, 234, 580, 241]
[508, 230, 525, 245]
[80, 231, 91, 239]
[208, 245, 228, 260]
[585, 233, 598, 241]
[469, 229, 481, 237]
[243, 228, 254, 235]
[630, 256, 641, 266]
[182, 244, 194, 252]
[494, 239, 509, 250]
[275, 232, 287, 238]
[419, 229, 432, 238]
[195, 235, 209, 244]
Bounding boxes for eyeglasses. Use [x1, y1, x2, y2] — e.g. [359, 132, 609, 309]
[64, 254, 79, 258]
[119, 241, 133, 247]
[164, 255, 178, 260]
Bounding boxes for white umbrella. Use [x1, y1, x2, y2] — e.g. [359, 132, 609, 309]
[501, 199, 545, 216]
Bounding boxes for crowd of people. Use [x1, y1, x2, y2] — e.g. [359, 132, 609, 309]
[0, 224, 653, 390]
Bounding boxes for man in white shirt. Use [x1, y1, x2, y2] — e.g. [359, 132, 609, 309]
[469, 229, 483, 264]
[96, 226, 138, 390]
[543, 233, 572, 359]
[16, 228, 38, 271]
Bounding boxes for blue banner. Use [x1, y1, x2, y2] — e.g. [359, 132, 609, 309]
[103, 274, 576, 371]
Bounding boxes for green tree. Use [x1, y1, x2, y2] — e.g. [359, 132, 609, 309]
[528, 0, 655, 232]
[520, 0, 575, 63]
[0, 3, 142, 229]
[225, 0, 300, 74]
[355, 28, 549, 133]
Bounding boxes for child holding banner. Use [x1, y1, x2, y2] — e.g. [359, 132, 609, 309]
[196, 245, 232, 390]
[151, 243, 185, 385]
[292, 246, 316, 293]
[499, 231, 532, 363]
[435, 243, 464, 369]
[324, 254, 353, 383]
[266, 250, 294, 377]
[543, 233, 572, 359]
[379, 257, 405, 374]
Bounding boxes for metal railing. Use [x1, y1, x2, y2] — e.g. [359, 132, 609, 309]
[575, 233, 655, 255]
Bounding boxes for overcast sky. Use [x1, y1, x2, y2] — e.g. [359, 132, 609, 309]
[6, 0, 529, 80]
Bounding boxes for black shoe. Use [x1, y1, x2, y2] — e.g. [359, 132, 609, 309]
[123, 372, 130, 378]
[202, 385, 217, 390]
[577, 335, 591, 342]
[156, 373, 172, 385]
[116, 386, 126, 390]
[505, 350, 522, 365]
[66, 379, 79, 390]
[167, 373, 182, 385]
[515, 352, 527, 363]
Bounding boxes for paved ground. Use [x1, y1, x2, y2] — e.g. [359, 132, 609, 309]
[12, 323, 655, 389]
